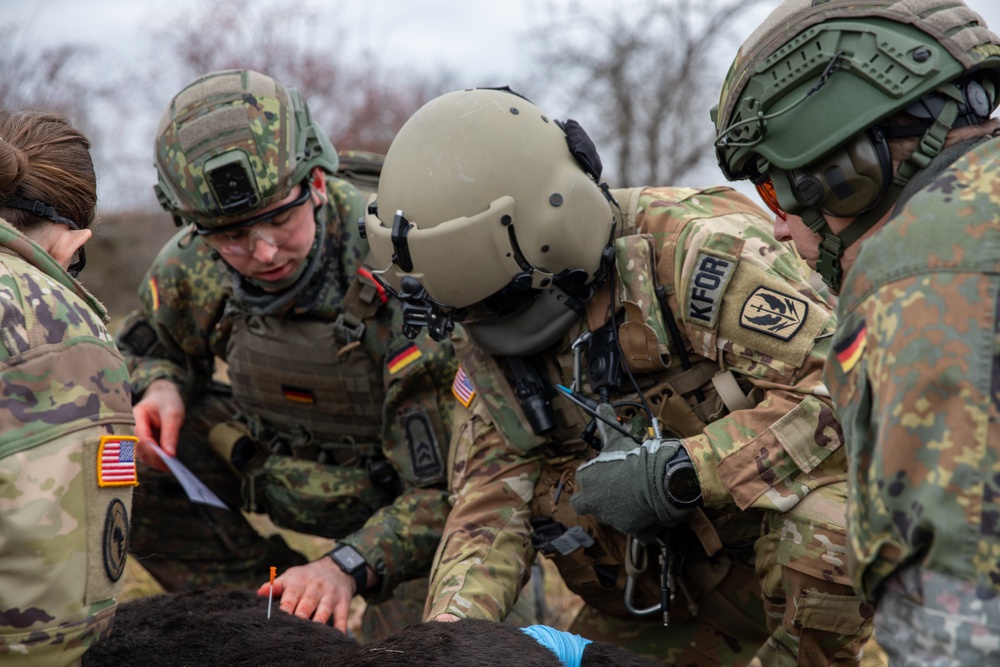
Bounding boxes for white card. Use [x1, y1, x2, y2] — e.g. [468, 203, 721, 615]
[146, 442, 229, 510]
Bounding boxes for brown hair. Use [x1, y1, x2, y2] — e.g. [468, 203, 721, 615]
[887, 117, 1000, 163]
[0, 110, 96, 231]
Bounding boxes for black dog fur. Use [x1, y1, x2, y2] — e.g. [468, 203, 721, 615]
[83, 588, 660, 667]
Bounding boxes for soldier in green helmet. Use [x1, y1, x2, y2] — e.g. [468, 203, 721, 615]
[712, 1, 1000, 663]
[362, 86, 875, 665]
[0, 110, 135, 666]
[115, 68, 485, 639]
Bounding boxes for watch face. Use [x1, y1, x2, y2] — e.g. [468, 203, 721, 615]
[667, 466, 701, 505]
[335, 546, 366, 571]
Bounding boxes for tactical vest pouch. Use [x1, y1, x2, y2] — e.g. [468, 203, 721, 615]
[243, 455, 386, 539]
[226, 314, 384, 444]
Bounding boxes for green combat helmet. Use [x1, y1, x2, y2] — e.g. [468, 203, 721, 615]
[711, 0, 1000, 291]
[154, 69, 339, 229]
[361, 87, 615, 355]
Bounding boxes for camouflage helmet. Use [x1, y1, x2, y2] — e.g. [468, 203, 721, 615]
[153, 69, 339, 229]
[713, 0, 1000, 181]
[711, 0, 1000, 291]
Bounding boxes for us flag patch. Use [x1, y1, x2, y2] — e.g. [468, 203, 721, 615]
[98, 436, 139, 487]
[452, 365, 476, 407]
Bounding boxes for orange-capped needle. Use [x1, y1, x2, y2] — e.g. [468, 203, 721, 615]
[267, 566, 276, 619]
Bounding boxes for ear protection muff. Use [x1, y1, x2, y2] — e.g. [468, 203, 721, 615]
[774, 127, 892, 218]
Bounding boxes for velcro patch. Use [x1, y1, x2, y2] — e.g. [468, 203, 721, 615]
[103, 498, 130, 582]
[835, 321, 867, 373]
[739, 287, 809, 341]
[388, 343, 423, 374]
[98, 436, 139, 487]
[282, 385, 316, 405]
[686, 252, 736, 329]
[452, 365, 476, 407]
[401, 409, 444, 483]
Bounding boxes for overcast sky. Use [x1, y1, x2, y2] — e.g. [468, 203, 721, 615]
[8, 0, 1000, 211]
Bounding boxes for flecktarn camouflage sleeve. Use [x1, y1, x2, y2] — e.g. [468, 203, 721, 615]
[116, 227, 229, 398]
[337, 308, 458, 601]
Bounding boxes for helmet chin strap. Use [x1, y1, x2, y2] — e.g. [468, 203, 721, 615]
[806, 92, 962, 293]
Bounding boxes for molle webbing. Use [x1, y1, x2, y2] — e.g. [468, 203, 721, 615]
[226, 313, 384, 448]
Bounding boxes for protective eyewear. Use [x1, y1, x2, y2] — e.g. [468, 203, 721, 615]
[3, 197, 87, 277]
[752, 175, 787, 222]
[197, 181, 312, 256]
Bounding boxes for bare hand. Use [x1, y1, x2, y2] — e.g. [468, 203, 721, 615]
[133, 378, 185, 470]
[257, 557, 356, 633]
[434, 613, 461, 622]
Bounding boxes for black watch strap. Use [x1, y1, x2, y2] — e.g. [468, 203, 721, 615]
[327, 544, 368, 595]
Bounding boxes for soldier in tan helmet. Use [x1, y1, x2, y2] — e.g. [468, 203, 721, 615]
[363, 86, 875, 665]
[712, 1, 1000, 663]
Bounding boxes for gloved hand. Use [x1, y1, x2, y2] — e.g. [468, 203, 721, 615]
[571, 403, 694, 537]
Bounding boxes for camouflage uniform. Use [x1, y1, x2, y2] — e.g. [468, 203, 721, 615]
[118, 176, 461, 638]
[825, 135, 1000, 665]
[428, 186, 874, 665]
[0, 219, 135, 666]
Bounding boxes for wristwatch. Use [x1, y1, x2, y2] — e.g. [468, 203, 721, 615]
[327, 544, 368, 594]
[662, 446, 702, 508]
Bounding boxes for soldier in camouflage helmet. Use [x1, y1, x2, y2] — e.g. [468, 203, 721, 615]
[115, 69, 499, 640]
[712, 1, 1000, 663]
[0, 110, 135, 666]
[362, 87, 874, 665]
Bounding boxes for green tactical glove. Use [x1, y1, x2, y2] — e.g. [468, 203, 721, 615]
[570, 403, 695, 537]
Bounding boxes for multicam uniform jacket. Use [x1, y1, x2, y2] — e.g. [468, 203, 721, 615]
[0, 219, 135, 666]
[429, 186, 870, 664]
[120, 178, 456, 599]
[827, 135, 1000, 608]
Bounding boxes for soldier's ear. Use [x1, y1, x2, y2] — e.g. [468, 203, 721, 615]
[47, 225, 92, 271]
[310, 167, 328, 204]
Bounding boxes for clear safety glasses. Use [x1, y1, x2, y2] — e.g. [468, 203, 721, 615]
[196, 181, 312, 257]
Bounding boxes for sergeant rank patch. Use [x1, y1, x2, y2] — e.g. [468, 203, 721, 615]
[739, 286, 808, 341]
[400, 410, 444, 482]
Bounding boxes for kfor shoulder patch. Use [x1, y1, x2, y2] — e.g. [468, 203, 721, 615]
[687, 251, 737, 329]
[739, 287, 808, 341]
[400, 409, 444, 482]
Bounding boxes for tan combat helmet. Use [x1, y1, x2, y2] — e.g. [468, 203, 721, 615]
[362, 87, 615, 355]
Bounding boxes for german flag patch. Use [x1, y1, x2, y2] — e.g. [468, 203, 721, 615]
[835, 321, 867, 373]
[282, 385, 316, 404]
[388, 343, 422, 374]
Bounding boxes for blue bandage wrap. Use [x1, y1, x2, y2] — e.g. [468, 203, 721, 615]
[520, 624, 592, 667]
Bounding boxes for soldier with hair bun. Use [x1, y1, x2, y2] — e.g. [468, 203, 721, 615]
[0, 110, 136, 666]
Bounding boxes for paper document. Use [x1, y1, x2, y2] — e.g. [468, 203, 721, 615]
[147, 442, 229, 510]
